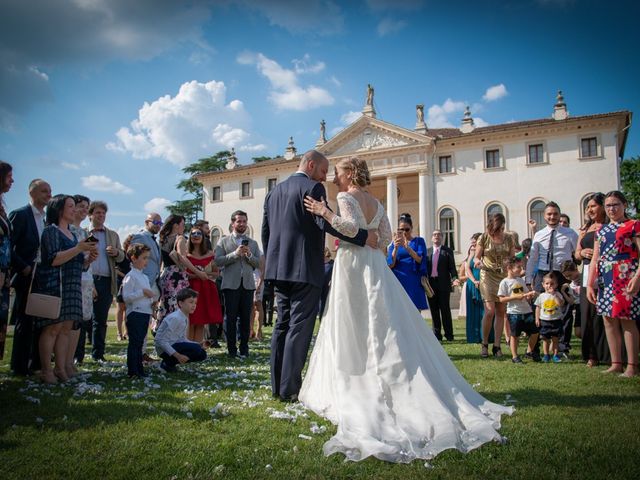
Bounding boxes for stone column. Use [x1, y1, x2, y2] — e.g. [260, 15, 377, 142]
[386, 175, 398, 228]
[418, 169, 429, 237]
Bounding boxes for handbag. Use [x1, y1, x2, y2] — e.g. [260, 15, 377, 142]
[25, 262, 62, 320]
[420, 276, 435, 298]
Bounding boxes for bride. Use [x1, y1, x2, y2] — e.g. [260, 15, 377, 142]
[299, 157, 513, 463]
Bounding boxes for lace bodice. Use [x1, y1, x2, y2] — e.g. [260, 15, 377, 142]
[330, 192, 392, 250]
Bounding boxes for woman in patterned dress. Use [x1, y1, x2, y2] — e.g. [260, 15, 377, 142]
[35, 195, 97, 383]
[587, 190, 640, 377]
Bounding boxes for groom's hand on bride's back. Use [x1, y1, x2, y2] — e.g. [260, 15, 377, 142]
[365, 230, 379, 248]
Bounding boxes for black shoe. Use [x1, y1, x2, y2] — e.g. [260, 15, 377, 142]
[211, 341, 221, 348]
[160, 360, 177, 373]
[492, 346, 503, 358]
[526, 351, 542, 362]
[445, 336, 454, 342]
[512, 356, 523, 364]
[279, 394, 299, 403]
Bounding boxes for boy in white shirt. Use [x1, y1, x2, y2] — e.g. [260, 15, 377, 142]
[155, 288, 207, 373]
[122, 244, 155, 378]
[498, 257, 539, 364]
[534, 273, 566, 363]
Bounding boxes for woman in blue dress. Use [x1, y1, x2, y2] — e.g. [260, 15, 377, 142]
[387, 213, 428, 311]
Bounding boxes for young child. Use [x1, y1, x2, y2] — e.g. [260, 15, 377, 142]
[121, 243, 155, 378]
[560, 259, 582, 340]
[498, 256, 539, 363]
[534, 273, 566, 363]
[155, 288, 207, 373]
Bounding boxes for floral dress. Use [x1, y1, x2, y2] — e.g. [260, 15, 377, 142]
[596, 219, 640, 320]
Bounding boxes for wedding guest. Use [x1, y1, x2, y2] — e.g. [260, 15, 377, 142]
[559, 214, 571, 228]
[158, 215, 192, 322]
[475, 213, 516, 358]
[427, 230, 459, 341]
[9, 178, 51, 375]
[122, 243, 154, 378]
[34, 195, 96, 383]
[0, 162, 13, 359]
[156, 288, 207, 373]
[587, 191, 640, 377]
[463, 233, 485, 344]
[250, 253, 265, 340]
[88, 200, 124, 362]
[69, 194, 94, 365]
[387, 213, 428, 312]
[575, 193, 610, 366]
[535, 273, 565, 363]
[186, 226, 222, 343]
[194, 219, 212, 250]
[115, 234, 133, 341]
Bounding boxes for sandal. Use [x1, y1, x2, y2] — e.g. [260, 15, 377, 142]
[40, 371, 58, 385]
[586, 358, 598, 368]
[492, 345, 503, 358]
[621, 363, 638, 378]
[481, 344, 489, 358]
[603, 361, 623, 374]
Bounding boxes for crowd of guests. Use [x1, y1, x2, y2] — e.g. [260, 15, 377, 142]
[0, 159, 638, 381]
[387, 195, 639, 377]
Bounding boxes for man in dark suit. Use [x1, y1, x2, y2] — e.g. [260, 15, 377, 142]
[427, 229, 459, 342]
[9, 179, 51, 375]
[262, 150, 376, 402]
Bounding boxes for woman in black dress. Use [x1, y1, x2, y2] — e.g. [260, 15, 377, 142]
[575, 192, 610, 366]
[0, 161, 13, 359]
[35, 195, 97, 383]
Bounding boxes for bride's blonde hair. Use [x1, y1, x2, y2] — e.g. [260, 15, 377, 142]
[336, 157, 371, 187]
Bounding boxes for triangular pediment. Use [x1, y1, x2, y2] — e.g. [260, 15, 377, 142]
[318, 116, 431, 157]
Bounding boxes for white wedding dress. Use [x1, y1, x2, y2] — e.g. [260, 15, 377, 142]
[299, 192, 513, 463]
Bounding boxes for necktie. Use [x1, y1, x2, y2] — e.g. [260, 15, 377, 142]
[547, 229, 556, 271]
[431, 247, 439, 277]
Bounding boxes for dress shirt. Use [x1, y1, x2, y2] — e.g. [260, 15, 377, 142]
[525, 225, 578, 283]
[30, 203, 45, 240]
[91, 228, 110, 276]
[431, 246, 440, 277]
[122, 267, 153, 315]
[155, 309, 197, 356]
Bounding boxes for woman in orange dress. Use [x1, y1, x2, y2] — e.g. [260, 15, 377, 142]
[186, 226, 222, 343]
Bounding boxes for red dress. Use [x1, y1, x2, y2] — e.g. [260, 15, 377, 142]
[187, 254, 223, 325]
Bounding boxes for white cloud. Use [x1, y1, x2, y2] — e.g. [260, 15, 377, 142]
[341, 111, 362, 124]
[237, 0, 344, 35]
[144, 197, 171, 213]
[377, 18, 407, 36]
[238, 52, 334, 111]
[81, 175, 133, 194]
[115, 224, 143, 241]
[292, 54, 325, 74]
[329, 75, 342, 88]
[474, 117, 489, 127]
[238, 143, 268, 152]
[426, 99, 466, 128]
[61, 161, 80, 170]
[483, 84, 508, 102]
[107, 80, 262, 166]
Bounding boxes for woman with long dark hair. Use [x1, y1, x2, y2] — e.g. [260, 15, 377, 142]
[464, 233, 486, 343]
[474, 213, 516, 358]
[587, 190, 640, 377]
[575, 192, 610, 366]
[0, 161, 13, 359]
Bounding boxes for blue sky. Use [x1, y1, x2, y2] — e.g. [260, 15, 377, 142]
[1, 0, 638, 237]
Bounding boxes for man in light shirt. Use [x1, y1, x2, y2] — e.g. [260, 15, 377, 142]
[155, 288, 207, 372]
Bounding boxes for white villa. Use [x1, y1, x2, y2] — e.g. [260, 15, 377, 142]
[197, 90, 631, 258]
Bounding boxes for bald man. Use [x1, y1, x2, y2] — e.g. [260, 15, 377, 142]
[9, 179, 52, 375]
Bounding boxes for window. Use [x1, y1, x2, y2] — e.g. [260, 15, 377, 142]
[528, 144, 544, 164]
[210, 227, 222, 248]
[211, 186, 221, 202]
[438, 155, 453, 174]
[581, 137, 598, 158]
[485, 149, 500, 169]
[486, 203, 504, 224]
[267, 178, 277, 192]
[529, 200, 546, 233]
[240, 181, 252, 198]
[439, 208, 456, 251]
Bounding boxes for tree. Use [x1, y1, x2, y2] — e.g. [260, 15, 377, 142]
[167, 151, 230, 225]
[252, 155, 275, 163]
[620, 156, 640, 218]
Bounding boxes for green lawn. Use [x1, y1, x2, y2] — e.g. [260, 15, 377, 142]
[0, 318, 638, 480]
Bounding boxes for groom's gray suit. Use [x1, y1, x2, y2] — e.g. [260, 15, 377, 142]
[262, 171, 368, 400]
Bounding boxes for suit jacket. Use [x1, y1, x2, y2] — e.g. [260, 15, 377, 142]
[130, 229, 161, 285]
[214, 234, 261, 290]
[261, 173, 368, 289]
[427, 244, 457, 291]
[88, 226, 125, 295]
[9, 204, 40, 289]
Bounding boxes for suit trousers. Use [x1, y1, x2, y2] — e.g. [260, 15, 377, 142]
[126, 311, 150, 376]
[92, 276, 113, 360]
[160, 341, 207, 368]
[223, 282, 254, 356]
[10, 281, 41, 374]
[427, 276, 454, 340]
[271, 280, 321, 399]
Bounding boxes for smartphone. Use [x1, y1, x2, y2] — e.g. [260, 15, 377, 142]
[86, 234, 99, 243]
[241, 239, 249, 246]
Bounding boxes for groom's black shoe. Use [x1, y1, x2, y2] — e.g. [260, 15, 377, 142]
[279, 394, 299, 403]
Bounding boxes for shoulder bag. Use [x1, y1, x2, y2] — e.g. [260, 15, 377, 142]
[25, 262, 62, 319]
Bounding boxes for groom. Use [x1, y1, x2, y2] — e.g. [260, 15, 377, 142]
[262, 150, 376, 402]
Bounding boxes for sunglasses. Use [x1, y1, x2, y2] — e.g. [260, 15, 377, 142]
[398, 228, 411, 232]
[148, 220, 163, 226]
[190, 231, 203, 237]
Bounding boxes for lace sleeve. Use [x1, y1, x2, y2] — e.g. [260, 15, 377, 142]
[377, 210, 393, 250]
[330, 194, 360, 238]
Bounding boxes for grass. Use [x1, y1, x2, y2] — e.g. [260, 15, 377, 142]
[0, 317, 638, 480]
